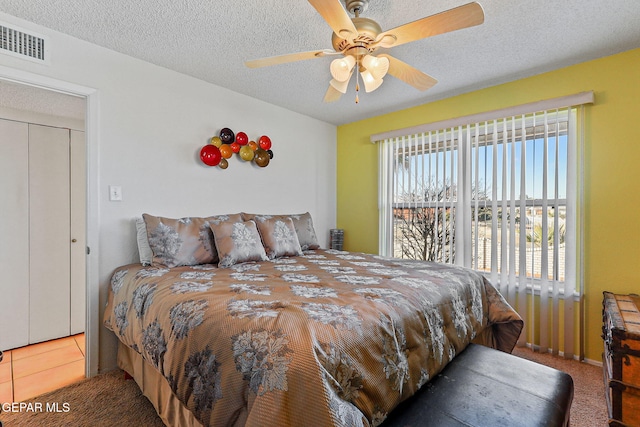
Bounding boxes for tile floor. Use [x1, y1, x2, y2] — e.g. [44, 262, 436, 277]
[0, 334, 85, 403]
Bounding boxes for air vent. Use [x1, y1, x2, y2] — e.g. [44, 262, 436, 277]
[0, 21, 49, 64]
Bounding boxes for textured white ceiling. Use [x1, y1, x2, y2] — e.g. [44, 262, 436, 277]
[0, 0, 639, 125]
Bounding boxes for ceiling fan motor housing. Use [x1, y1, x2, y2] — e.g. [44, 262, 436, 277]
[331, 17, 381, 58]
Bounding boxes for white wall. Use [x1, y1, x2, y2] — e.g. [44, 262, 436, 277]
[0, 12, 337, 373]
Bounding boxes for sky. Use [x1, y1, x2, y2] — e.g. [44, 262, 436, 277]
[395, 128, 569, 202]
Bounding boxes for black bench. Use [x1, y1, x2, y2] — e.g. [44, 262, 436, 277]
[382, 343, 574, 427]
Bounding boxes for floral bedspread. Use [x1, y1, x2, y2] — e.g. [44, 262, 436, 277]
[104, 249, 522, 427]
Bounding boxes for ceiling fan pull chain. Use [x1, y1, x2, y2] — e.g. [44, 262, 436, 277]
[355, 59, 360, 104]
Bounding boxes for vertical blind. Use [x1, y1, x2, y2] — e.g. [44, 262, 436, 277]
[376, 93, 592, 358]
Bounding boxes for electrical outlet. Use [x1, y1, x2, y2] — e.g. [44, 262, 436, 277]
[109, 185, 122, 201]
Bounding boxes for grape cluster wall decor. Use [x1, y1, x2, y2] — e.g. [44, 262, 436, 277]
[200, 127, 273, 169]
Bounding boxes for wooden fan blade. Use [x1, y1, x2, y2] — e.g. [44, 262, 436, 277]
[308, 0, 358, 39]
[379, 54, 437, 91]
[374, 2, 484, 48]
[323, 84, 343, 103]
[245, 49, 338, 68]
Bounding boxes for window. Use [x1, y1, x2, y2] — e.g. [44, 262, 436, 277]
[376, 93, 592, 357]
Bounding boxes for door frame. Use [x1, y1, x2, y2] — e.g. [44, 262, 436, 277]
[0, 65, 100, 377]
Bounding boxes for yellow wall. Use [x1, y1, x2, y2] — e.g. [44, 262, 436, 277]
[336, 47, 640, 362]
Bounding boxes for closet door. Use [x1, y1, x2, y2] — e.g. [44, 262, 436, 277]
[0, 119, 30, 350]
[29, 124, 71, 344]
[70, 129, 86, 335]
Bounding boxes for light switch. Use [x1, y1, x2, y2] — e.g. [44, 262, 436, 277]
[109, 185, 122, 201]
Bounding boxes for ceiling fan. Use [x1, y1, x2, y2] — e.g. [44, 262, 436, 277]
[245, 0, 485, 103]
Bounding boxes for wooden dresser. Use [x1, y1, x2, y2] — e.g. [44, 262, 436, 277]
[602, 292, 640, 426]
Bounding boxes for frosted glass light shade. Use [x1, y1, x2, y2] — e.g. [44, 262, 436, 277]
[361, 70, 383, 92]
[329, 76, 351, 93]
[330, 56, 356, 82]
[361, 55, 389, 80]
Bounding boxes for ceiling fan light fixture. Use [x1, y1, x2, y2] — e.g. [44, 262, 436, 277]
[361, 70, 383, 92]
[361, 54, 389, 80]
[329, 75, 352, 93]
[330, 56, 356, 82]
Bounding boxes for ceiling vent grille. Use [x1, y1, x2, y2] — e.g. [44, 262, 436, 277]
[0, 22, 49, 64]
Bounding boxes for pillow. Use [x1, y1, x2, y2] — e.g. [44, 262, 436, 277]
[210, 220, 269, 268]
[143, 213, 242, 267]
[135, 217, 153, 266]
[253, 216, 303, 259]
[289, 212, 320, 250]
[242, 212, 320, 250]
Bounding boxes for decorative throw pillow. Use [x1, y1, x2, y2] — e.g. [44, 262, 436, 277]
[289, 212, 320, 250]
[142, 213, 242, 267]
[210, 220, 269, 268]
[242, 212, 320, 250]
[253, 216, 303, 259]
[135, 217, 153, 266]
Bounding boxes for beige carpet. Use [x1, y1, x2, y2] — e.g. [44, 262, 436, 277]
[0, 369, 165, 427]
[0, 348, 608, 426]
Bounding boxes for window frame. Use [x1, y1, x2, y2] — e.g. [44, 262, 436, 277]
[377, 101, 585, 298]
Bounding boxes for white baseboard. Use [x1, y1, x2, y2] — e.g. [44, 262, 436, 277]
[523, 343, 602, 367]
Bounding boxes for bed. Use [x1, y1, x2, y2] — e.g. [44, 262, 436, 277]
[103, 212, 523, 427]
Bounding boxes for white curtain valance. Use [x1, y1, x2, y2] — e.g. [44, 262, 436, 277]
[370, 91, 594, 143]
